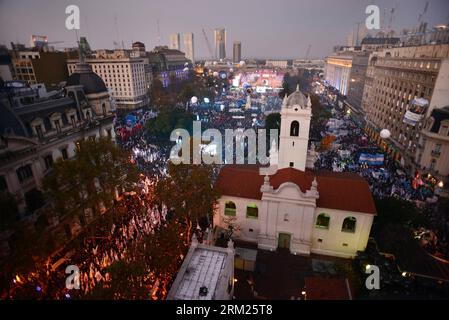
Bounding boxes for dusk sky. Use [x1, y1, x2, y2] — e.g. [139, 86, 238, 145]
[1, 0, 448, 58]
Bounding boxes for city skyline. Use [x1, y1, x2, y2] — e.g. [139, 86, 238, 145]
[1, 0, 448, 59]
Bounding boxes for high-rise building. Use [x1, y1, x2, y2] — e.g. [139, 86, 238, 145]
[233, 41, 241, 63]
[169, 33, 180, 50]
[183, 33, 194, 63]
[214, 28, 226, 60]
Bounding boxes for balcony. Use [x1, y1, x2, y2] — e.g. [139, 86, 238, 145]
[431, 150, 441, 157]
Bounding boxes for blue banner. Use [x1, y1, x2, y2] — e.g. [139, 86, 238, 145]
[358, 153, 384, 165]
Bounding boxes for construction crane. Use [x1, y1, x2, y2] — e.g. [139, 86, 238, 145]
[417, 1, 429, 26]
[387, 3, 399, 36]
[202, 29, 214, 60]
[305, 44, 311, 61]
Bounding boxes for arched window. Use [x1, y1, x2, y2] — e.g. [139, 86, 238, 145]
[342, 216, 356, 233]
[290, 121, 299, 136]
[316, 213, 330, 229]
[102, 103, 107, 116]
[224, 201, 236, 216]
[246, 204, 258, 219]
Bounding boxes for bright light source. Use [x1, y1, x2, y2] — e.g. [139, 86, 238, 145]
[402, 272, 407, 277]
[301, 291, 306, 295]
[234, 278, 238, 283]
[438, 181, 444, 188]
[365, 264, 371, 270]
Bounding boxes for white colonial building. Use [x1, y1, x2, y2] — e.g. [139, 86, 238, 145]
[214, 87, 376, 258]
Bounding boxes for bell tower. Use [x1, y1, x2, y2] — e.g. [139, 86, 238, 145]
[278, 85, 312, 171]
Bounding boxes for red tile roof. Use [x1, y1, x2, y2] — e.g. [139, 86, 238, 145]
[216, 165, 377, 215]
[304, 277, 351, 300]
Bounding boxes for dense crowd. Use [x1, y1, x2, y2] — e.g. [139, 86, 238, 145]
[6, 177, 169, 300]
[314, 98, 448, 261]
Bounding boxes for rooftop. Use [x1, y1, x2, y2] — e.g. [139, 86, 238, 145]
[216, 165, 377, 214]
[361, 37, 400, 45]
[167, 242, 233, 300]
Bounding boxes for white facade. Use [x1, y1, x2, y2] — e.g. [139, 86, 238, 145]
[67, 57, 149, 110]
[278, 88, 312, 171]
[169, 33, 181, 50]
[265, 60, 288, 68]
[214, 87, 375, 259]
[183, 33, 195, 63]
[214, 191, 374, 258]
[324, 55, 353, 95]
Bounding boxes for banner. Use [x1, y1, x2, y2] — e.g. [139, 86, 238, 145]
[358, 153, 384, 165]
[403, 98, 428, 126]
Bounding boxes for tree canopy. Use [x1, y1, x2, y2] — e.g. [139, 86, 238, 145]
[43, 137, 139, 219]
[154, 161, 220, 241]
[145, 108, 195, 139]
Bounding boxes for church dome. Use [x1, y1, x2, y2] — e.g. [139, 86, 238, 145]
[284, 85, 310, 109]
[66, 63, 107, 95]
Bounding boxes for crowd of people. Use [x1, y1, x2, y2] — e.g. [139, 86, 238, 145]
[314, 96, 448, 261]
[6, 176, 170, 299]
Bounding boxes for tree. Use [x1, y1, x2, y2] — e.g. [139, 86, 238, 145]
[145, 108, 194, 139]
[265, 112, 281, 135]
[374, 197, 425, 230]
[43, 137, 139, 220]
[140, 221, 188, 298]
[154, 161, 220, 242]
[178, 83, 195, 105]
[150, 78, 172, 109]
[222, 216, 241, 239]
[279, 72, 292, 98]
[87, 259, 148, 300]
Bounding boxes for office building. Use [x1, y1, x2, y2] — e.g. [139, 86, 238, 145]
[416, 106, 449, 194]
[68, 49, 150, 110]
[324, 53, 353, 96]
[363, 44, 449, 173]
[147, 46, 190, 87]
[214, 28, 226, 60]
[233, 41, 241, 63]
[183, 33, 194, 63]
[265, 60, 289, 68]
[169, 33, 181, 50]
